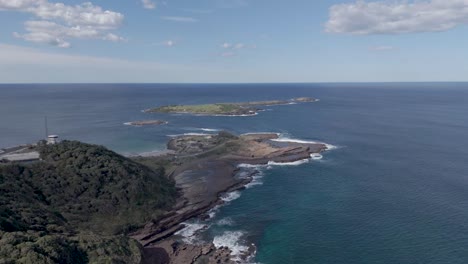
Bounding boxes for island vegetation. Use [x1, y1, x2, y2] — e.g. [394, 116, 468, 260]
[144, 97, 317, 116]
[125, 120, 168, 126]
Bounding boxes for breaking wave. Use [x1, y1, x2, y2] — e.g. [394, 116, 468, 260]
[272, 134, 338, 151]
[267, 158, 310, 166]
[245, 173, 264, 189]
[199, 128, 221, 132]
[217, 217, 235, 226]
[213, 231, 249, 261]
[175, 222, 209, 244]
[221, 191, 242, 203]
[310, 153, 323, 160]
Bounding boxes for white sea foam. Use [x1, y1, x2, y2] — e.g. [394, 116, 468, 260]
[239, 157, 314, 169]
[237, 163, 267, 169]
[213, 231, 249, 260]
[217, 217, 235, 226]
[207, 205, 221, 219]
[175, 222, 208, 244]
[241, 132, 281, 136]
[310, 153, 323, 160]
[324, 143, 338, 150]
[271, 137, 319, 144]
[245, 174, 264, 189]
[272, 135, 338, 151]
[199, 128, 221, 132]
[212, 112, 259, 117]
[267, 158, 310, 166]
[221, 191, 242, 203]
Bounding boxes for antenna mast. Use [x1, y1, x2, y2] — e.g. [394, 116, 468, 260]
[45, 116, 48, 138]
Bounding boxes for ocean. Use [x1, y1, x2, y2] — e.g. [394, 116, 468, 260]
[1, 83, 468, 263]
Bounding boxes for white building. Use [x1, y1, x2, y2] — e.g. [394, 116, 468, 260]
[47, 135, 59, 144]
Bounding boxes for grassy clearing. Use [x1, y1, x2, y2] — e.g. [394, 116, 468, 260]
[146, 103, 249, 115]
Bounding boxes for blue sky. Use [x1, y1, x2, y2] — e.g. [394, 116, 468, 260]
[1, 0, 468, 83]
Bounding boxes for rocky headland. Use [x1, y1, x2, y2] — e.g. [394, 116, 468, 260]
[0, 131, 328, 264]
[131, 131, 328, 263]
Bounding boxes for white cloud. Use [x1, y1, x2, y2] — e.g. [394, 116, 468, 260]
[142, 0, 156, 9]
[219, 42, 253, 57]
[222, 42, 246, 49]
[152, 40, 177, 47]
[0, 0, 38, 10]
[161, 16, 198, 22]
[103, 33, 126, 42]
[0, 0, 124, 47]
[166, 40, 175, 47]
[326, 0, 468, 35]
[30, 2, 123, 28]
[13, 21, 71, 48]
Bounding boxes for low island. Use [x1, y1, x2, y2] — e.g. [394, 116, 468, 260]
[144, 97, 318, 116]
[125, 120, 168, 126]
[0, 131, 328, 263]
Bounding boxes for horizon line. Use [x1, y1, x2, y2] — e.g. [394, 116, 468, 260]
[1, 81, 468, 85]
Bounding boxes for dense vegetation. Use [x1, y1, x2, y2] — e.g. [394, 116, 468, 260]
[0, 141, 177, 263]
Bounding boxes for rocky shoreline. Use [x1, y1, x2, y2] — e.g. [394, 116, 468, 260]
[131, 132, 329, 263]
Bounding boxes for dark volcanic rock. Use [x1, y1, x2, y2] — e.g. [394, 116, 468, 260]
[133, 131, 329, 264]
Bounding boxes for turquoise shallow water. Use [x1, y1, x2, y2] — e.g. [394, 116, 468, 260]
[1, 83, 468, 263]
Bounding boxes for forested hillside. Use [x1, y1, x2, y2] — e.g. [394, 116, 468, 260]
[0, 141, 177, 263]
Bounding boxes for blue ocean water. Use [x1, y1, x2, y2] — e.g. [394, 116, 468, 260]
[1, 83, 468, 263]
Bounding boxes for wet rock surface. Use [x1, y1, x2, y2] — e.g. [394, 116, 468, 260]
[133, 132, 327, 263]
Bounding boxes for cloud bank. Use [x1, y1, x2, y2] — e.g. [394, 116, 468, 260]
[0, 0, 124, 47]
[326, 0, 468, 35]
